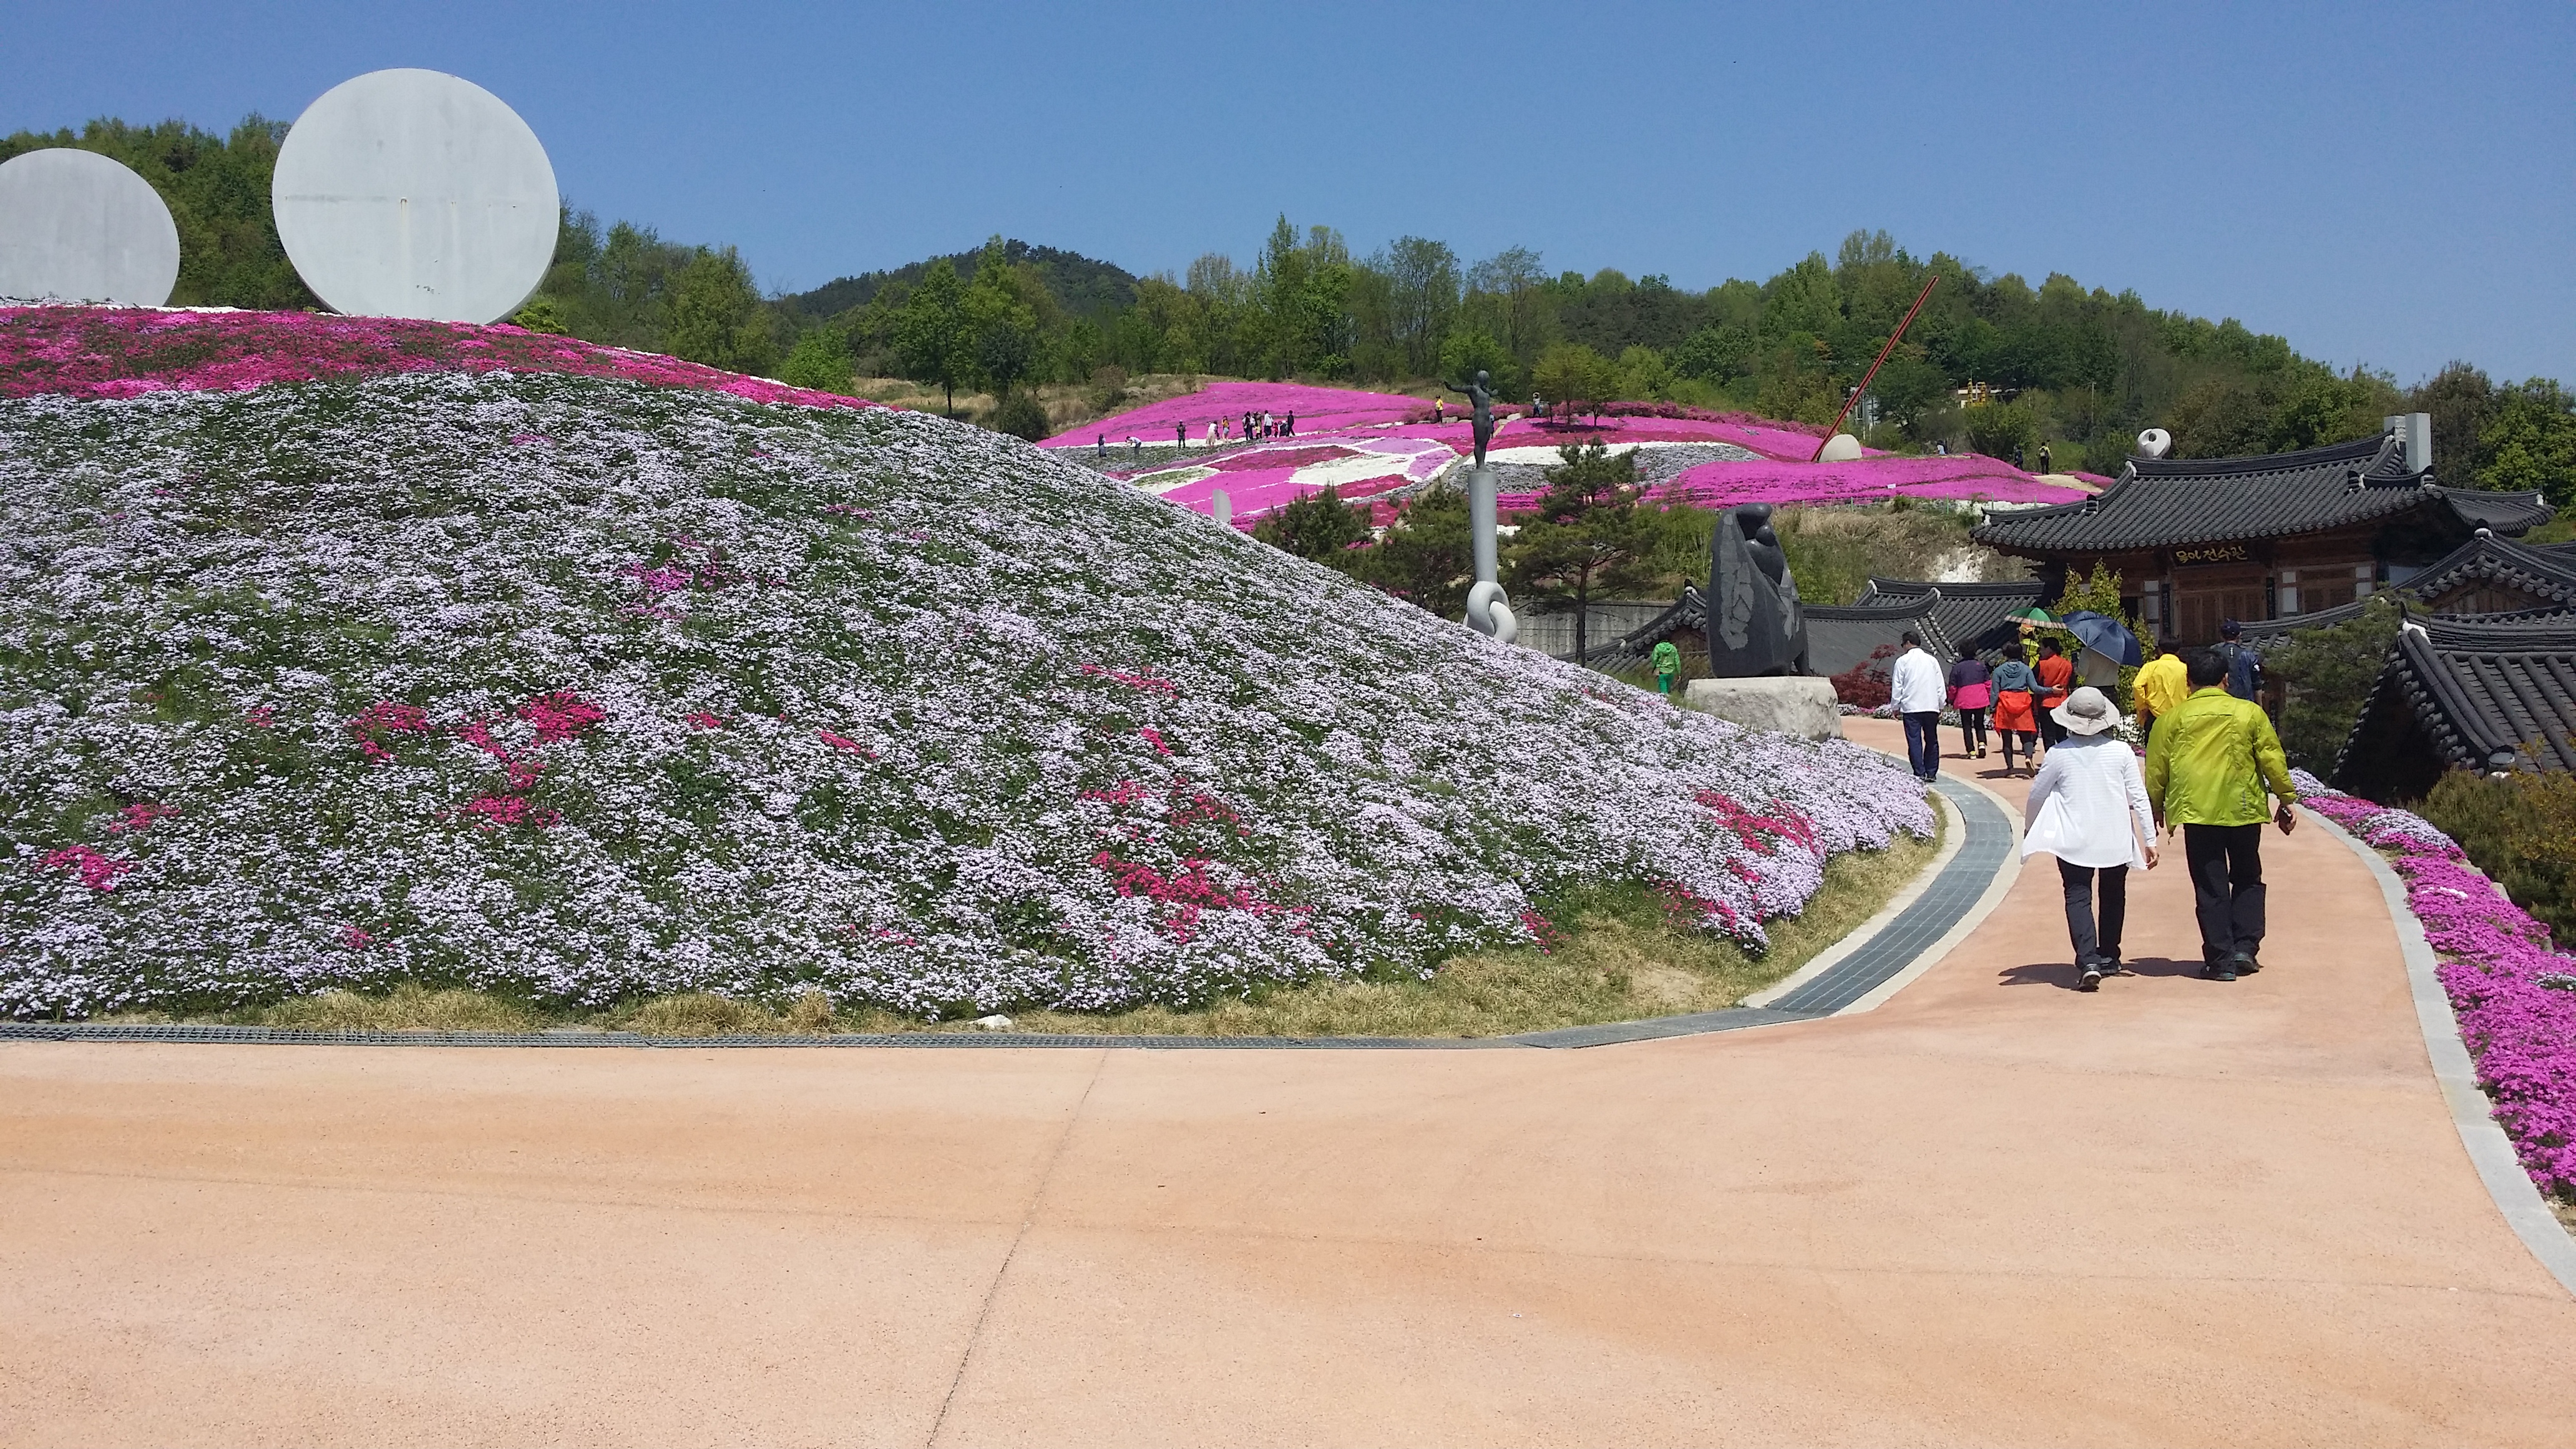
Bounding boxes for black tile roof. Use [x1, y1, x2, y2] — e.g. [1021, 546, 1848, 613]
[2333, 613, 2576, 798]
[1584, 585, 1704, 666]
[2409, 532, 2576, 610]
[1858, 577, 2046, 660]
[1969, 433, 2552, 554]
[1803, 593, 1952, 676]
[2239, 598, 2374, 642]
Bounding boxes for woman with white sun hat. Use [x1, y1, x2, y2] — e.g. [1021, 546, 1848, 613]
[2022, 685, 2159, 992]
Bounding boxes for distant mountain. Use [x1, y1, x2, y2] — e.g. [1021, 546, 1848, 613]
[785, 240, 1139, 323]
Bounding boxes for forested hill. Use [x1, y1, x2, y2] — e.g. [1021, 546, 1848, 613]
[7, 112, 2570, 497]
[783, 241, 1137, 323]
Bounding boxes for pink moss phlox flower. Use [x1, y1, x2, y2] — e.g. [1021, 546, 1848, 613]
[2297, 778, 2575, 1194]
[0, 306, 887, 414]
[245, 705, 276, 729]
[520, 691, 606, 745]
[346, 700, 432, 762]
[1081, 779, 1149, 805]
[685, 711, 724, 730]
[1138, 726, 1172, 755]
[1518, 907, 1566, 955]
[1694, 789, 1817, 855]
[43, 846, 132, 892]
[626, 562, 692, 595]
[459, 795, 560, 829]
[817, 729, 874, 757]
[1090, 851, 1284, 944]
[341, 925, 374, 950]
[105, 802, 176, 834]
[1078, 663, 1179, 697]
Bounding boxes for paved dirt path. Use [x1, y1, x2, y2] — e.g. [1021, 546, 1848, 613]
[6, 720, 2572, 1447]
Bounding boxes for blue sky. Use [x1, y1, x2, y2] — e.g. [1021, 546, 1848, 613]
[14, 1, 2572, 383]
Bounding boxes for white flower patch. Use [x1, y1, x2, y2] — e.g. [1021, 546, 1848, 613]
[0, 373, 1933, 1020]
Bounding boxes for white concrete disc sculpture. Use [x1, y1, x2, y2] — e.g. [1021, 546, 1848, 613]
[2136, 427, 2173, 459]
[0, 149, 181, 305]
[1816, 431, 1864, 462]
[273, 69, 558, 323]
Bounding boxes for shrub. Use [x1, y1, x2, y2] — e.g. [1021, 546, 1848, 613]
[2420, 770, 2576, 943]
[1832, 643, 1897, 709]
[986, 387, 1052, 442]
[2262, 595, 2402, 771]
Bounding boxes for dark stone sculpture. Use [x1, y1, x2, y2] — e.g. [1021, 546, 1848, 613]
[1445, 368, 1498, 468]
[1708, 502, 1809, 676]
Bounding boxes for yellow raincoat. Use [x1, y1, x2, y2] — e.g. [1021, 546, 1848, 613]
[2142, 686, 2297, 827]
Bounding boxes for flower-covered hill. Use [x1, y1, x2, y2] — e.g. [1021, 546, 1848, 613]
[0, 370, 1934, 1020]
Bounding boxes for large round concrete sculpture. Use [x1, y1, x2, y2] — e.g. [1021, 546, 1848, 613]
[0, 149, 181, 305]
[2137, 427, 2172, 459]
[1815, 432, 1863, 462]
[273, 69, 558, 323]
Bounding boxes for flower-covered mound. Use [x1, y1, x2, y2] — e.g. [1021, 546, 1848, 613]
[0, 305, 875, 413]
[1057, 380, 2086, 522]
[0, 371, 1935, 1021]
[2293, 770, 2576, 1198]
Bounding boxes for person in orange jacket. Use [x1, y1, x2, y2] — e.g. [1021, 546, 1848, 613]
[2033, 638, 2075, 753]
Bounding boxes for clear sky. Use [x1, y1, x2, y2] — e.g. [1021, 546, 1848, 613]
[13, 0, 2571, 383]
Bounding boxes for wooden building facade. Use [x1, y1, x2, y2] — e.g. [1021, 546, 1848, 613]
[1969, 432, 2553, 647]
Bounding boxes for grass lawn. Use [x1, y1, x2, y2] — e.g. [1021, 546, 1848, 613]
[107, 814, 1942, 1040]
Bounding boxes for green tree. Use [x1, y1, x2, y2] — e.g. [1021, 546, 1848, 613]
[1533, 343, 1621, 421]
[2479, 380, 2576, 504]
[1963, 401, 2038, 461]
[1254, 486, 1368, 565]
[2262, 595, 2402, 771]
[985, 389, 1051, 442]
[779, 327, 856, 393]
[1, 116, 316, 308]
[1507, 444, 1655, 658]
[894, 258, 972, 415]
[1438, 329, 1520, 398]
[1359, 487, 1474, 619]
[663, 246, 775, 374]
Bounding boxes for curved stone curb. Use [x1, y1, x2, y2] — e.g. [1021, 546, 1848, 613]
[2307, 809, 2576, 1299]
[0, 779, 2017, 1054]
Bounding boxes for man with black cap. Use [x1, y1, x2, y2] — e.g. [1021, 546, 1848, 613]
[2212, 618, 2263, 702]
[2144, 648, 2298, 981]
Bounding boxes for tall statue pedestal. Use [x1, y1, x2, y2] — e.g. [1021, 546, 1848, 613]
[1682, 676, 1843, 741]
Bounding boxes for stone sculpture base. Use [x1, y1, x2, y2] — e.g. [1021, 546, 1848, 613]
[1681, 676, 1843, 741]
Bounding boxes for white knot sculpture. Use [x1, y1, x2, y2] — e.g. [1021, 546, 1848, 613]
[1466, 580, 1518, 646]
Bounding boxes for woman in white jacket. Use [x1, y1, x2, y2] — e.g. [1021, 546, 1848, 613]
[2021, 686, 2159, 991]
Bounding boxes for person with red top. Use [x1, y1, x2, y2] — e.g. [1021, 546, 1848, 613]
[2034, 638, 2075, 752]
[1948, 653, 1991, 759]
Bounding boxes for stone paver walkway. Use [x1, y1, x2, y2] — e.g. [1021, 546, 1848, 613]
[4, 718, 2573, 1447]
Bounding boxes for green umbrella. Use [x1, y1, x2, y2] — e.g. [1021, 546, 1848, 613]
[2008, 606, 2055, 625]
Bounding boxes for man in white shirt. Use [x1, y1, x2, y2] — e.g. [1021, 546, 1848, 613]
[1888, 629, 1946, 784]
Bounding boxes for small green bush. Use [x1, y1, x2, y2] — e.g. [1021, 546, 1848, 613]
[986, 388, 1051, 442]
[2419, 769, 2576, 941]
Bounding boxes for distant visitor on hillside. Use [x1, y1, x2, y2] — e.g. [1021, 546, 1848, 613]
[1651, 639, 1681, 698]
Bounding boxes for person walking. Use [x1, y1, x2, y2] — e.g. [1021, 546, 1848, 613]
[2033, 639, 2074, 751]
[2212, 618, 2263, 702]
[1890, 630, 1945, 784]
[2024, 686, 2159, 990]
[2038, 442, 2054, 474]
[1948, 651, 1992, 759]
[2144, 649, 2299, 982]
[1990, 651, 2041, 774]
[1651, 639, 1681, 698]
[1284, 411, 1295, 437]
[2134, 647, 2188, 744]
[1178, 420, 1189, 451]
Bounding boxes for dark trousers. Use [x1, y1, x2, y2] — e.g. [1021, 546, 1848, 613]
[2058, 859, 2128, 965]
[2037, 707, 2066, 749]
[2183, 823, 2266, 963]
[1901, 711, 1941, 779]
[1956, 707, 1988, 755]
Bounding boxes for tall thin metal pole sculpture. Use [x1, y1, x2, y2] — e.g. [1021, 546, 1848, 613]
[1810, 274, 1940, 462]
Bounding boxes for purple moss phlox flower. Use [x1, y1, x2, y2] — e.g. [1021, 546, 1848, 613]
[2298, 778, 2575, 1196]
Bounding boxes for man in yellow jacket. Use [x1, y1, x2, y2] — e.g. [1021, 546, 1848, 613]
[2133, 648, 2190, 743]
[2144, 649, 2298, 982]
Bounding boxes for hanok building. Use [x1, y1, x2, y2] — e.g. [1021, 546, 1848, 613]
[2333, 613, 2576, 801]
[1970, 426, 2553, 646]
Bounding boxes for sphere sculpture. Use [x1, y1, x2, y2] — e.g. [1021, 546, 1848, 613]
[1465, 580, 1518, 647]
[2136, 427, 2173, 459]
[0, 149, 180, 306]
[273, 69, 559, 324]
[1815, 432, 1863, 462]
